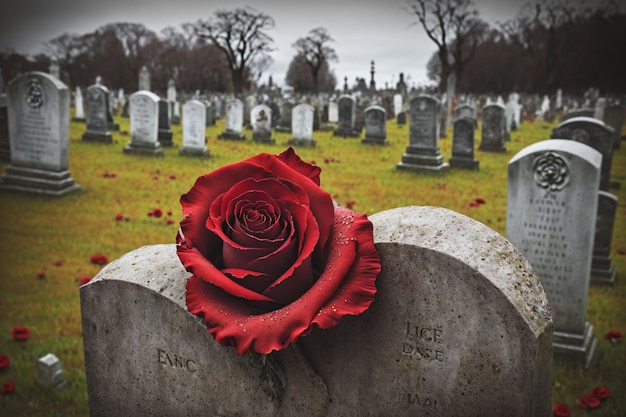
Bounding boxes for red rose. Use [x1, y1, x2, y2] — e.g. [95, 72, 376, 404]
[0, 354, 9, 369]
[2, 381, 14, 395]
[577, 393, 601, 409]
[605, 330, 622, 344]
[36, 271, 45, 279]
[78, 276, 92, 285]
[476, 197, 486, 204]
[552, 403, 570, 417]
[89, 254, 108, 265]
[11, 326, 29, 341]
[115, 214, 123, 221]
[152, 208, 163, 218]
[178, 148, 380, 354]
[592, 386, 610, 400]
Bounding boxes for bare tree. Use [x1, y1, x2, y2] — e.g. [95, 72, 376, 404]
[195, 6, 275, 94]
[407, 0, 481, 126]
[292, 27, 338, 94]
[43, 33, 81, 65]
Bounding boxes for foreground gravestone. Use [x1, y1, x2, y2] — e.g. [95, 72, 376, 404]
[123, 90, 163, 156]
[302, 206, 552, 417]
[81, 206, 552, 416]
[0, 71, 81, 196]
[479, 104, 506, 152]
[397, 95, 449, 172]
[81, 244, 329, 417]
[449, 117, 479, 169]
[82, 84, 112, 143]
[180, 100, 208, 157]
[507, 139, 601, 368]
[591, 191, 618, 285]
[550, 116, 614, 191]
[288, 103, 315, 147]
[218, 98, 246, 140]
[361, 105, 388, 145]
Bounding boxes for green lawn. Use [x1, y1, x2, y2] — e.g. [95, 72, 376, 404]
[0, 112, 624, 416]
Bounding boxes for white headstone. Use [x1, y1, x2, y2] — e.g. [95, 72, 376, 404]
[290, 103, 315, 146]
[123, 90, 163, 156]
[74, 86, 84, 120]
[180, 100, 208, 157]
[218, 99, 246, 140]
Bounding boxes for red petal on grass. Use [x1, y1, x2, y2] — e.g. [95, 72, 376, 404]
[577, 394, 601, 409]
[617, 249, 626, 255]
[469, 202, 479, 207]
[89, 254, 108, 265]
[592, 386, 610, 400]
[152, 208, 163, 218]
[169, 175, 176, 180]
[552, 403, 570, 417]
[11, 326, 29, 341]
[0, 354, 9, 369]
[36, 272, 45, 279]
[476, 197, 486, 204]
[52, 260, 63, 267]
[78, 276, 92, 286]
[2, 381, 14, 395]
[115, 214, 124, 221]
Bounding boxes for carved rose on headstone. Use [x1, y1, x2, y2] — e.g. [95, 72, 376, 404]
[532, 151, 570, 191]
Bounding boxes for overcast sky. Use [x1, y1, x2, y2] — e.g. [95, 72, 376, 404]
[1, 0, 527, 88]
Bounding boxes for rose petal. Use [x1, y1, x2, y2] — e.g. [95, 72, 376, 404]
[592, 386, 610, 400]
[277, 147, 322, 186]
[552, 403, 570, 417]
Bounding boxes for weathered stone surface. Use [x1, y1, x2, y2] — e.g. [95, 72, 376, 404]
[289, 103, 316, 147]
[591, 191, 618, 285]
[479, 104, 506, 152]
[124, 90, 163, 156]
[302, 206, 553, 417]
[362, 105, 388, 145]
[218, 98, 246, 140]
[449, 117, 479, 169]
[81, 244, 329, 417]
[333, 95, 359, 137]
[82, 84, 112, 143]
[180, 100, 208, 157]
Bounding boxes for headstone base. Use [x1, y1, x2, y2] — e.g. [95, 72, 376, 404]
[218, 131, 247, 141]
[179, 147, 209, 158]
[449, 156, 479, 170]
[0, 165, 82, 197]
[158, 130, 174, 147]
[82, 130, 113, 143]
[287, 139, 316, 147]
[396, 152, 450, 173]
[361, 137, 389, 146]
[478, 143, 507, 152]
[275, 126, 291, 133]
[123, 141, 164, 157]
[109, 123, 120, 132]
[591, 256, 617, 285]
[553, 322, 600, 369]
[252, 133, 275, 144]
[332, 127, 360, 138]
[71, 117, 86, 123]
[171, 116, 180, 126]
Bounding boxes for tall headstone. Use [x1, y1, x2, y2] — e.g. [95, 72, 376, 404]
[302, 206, 553, 416]
[333, 95, 359, 137]
[249, 104, 273, 143]
[82, 84, 113, 143]
[276, 101, 293, 133]
[591, 191, 618, 285]
[48, 58, 60, 80]
[602, 103, 624, 149]
[218, 98, 246, 141]
[123, 90, 163, 156]
[507, 139, 602, 368]
[157, 99, 173, 147]
[288, 103, 315, 147]
[361, 105, 388, 145]
[0, 93, 9, 162]
[328, 101, 338, 123]
[393, 93, 402, 118]
[180, 100, 208, 158]
[138, 66, 151, 91]
[479, 104, 506, 152]
[397, 94, 449, 172]
[449, 117, 479, 169]
[593, 97, 606, 121]
[73, 86, 85, 122]
[0, 72, 81, 196]
[550, 116, 614, 191]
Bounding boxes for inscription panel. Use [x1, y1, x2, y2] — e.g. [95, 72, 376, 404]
[130, 91, 159, 143]
[182, 100, 206, 148]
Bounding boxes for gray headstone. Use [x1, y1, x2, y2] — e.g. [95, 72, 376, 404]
[0, 71, 81, 196]
[180, 100, 208, 157]
[454, 104, 475, 121]
[251, 104, 274, 144]
[507, 139, 602, 368]
[591, 191, 618, 285]
[550, 116, 615, 191]
[81, 244, 329, 417]
[449, 117, 479, 169]
[361, 105, 388, 145]
[157, 99, 173, 147]
[0, 94, 9, 162]
[218, 99, 246, 140]
[123, 90, 163, 156]
[333, 95, 359, 137]
[288, 103, 315, 147]
[276, 101, 294, 133]
[602, 103, 624, 150]
[37, 353, 65, 388]
[82, 84, 112, 143]
[397, 95, 449, 172]
[559, 108, 593, 123]
[138, 66, 151, 91]
[479, 104, 506, 152]
[301, 206, 552, 416]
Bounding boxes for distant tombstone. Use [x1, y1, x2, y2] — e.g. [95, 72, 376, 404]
[276, 101, 294, 133]
[393, 93, 402, 117]
[82, 84, 112, 143]
[214, 97, 223, 119]
[48, 59, 60, 80]
[123, 90, 163, 156]
[449, 117, 479, 169]
[397, 95, 449, 172]
[0, 94, 9, 162]
[244, 94, 257, 127]
[303, 206, 553, 416]
[602, 103, 624, 149]
[218, 98, 246, 140]
[507, 139, 602, 368]
[593, 97, 606, 120]
[396, 111, 406, 125]
[166, 79, 176, 102]
[479, 104, 506, 152]
[361, 105, 388, 145]
[268, 101, 280, 128]
[591, 191, 618, 285]
[550, 116, 614, 191]
[0, 72, 81, 196]
[73, 86, 85, 122]
[333, 95, 359, 137]
[454, 104, 474, 120]
[170, 101, 181, 125]
[559, 108, 593, 122]
[37, 353, 65, 388]
[288, 103, 315, 147]
[157, 99, 173, 147]
[180, 100, 208, 158]
[138, 66, 151, 91]
[205, 104, 216, 127]
[121, 100, 130, 118]
[251, 104, 274, 144]
[328, 101, 338, 123]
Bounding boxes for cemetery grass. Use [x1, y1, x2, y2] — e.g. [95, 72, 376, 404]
[0, 115, 625, 417]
